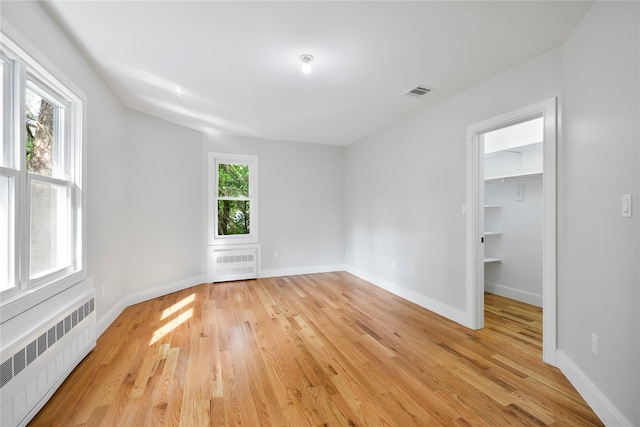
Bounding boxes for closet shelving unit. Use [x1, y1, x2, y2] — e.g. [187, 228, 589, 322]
[484, 171, 542, 183]
[483, 204, 503, 263]
[483, 170, 542, 264]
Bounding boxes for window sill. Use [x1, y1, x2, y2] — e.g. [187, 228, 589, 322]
[211, 234, 259, 246]
[0, 271, 87, 325]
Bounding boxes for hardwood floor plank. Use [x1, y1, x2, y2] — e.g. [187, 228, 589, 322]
[148, 346, 179, 425]
[29, 273, 603, 426]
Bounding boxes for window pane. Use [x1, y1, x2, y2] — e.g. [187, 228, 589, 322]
[1, 60, 5, 167]
[1, 56, 12, 168]
[30, 180, 70, 277]
[218, 163, 249, 197]
[0, 175, 15, 292]
[217, 200, 250, 235]
[25, 85, 62, 177]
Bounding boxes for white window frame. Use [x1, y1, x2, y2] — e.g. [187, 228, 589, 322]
[208, 153, 259, 246]
[0, 23, 87, 320]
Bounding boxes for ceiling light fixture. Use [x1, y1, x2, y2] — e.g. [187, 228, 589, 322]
[300, 54, 314, 74]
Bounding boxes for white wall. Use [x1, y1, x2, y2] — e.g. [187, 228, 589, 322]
[201, 134, 345, 276]
[345, 48, 562, 315]
[123, 109, 203, 294]
[559, 2, 639, 425]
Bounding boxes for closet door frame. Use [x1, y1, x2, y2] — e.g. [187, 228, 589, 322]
[466, 98, 557, 366]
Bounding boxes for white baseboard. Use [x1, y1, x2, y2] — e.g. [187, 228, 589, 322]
[556, 350, 632, 426]
[484, 281, 542, 307]
[124, 275, 207, 308]
[96, 298, 127, 338]
[96, 268, 346, 337]
[96, 268, 349, 337]
[96, 275, 206, 338]
[259, 264, 345, 279]
[345, 265, 469, 327]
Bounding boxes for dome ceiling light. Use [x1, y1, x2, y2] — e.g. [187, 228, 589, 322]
[300, 54, 314, 74]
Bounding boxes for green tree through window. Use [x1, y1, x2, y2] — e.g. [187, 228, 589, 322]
[217, 163, 250, 235]
[25, 87, 56, 176]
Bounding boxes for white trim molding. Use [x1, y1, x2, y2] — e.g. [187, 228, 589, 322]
[484, 282, 542, 308]
[466, 97, 557, 365]
[345, 265, 468, 326]
[556, 351, 632, 427]
[96, 275, 206, 337]
[260, 264, 345, 279]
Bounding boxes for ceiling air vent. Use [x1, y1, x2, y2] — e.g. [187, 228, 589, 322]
[404, 85, 431, 97]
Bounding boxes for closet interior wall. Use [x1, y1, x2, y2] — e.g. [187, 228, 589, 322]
[484, 143, 544, 307]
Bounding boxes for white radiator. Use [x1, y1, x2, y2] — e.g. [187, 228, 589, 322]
[208, 244, 259, 282]
[0, 285, 96, 427]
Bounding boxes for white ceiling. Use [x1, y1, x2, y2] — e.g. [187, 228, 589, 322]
[43, 1, 593, 146]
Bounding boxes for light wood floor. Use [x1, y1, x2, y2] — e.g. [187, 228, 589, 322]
[29, 272, 603, 426]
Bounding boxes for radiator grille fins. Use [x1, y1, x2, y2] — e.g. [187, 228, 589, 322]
[217, 254, 254, 264]
[13, 349, 26, 378]
[47, 327, 56, 348]
[26, 342, 37, 366]
[212, 248, 258, 282]
[216, 253, 255, 277]
[0, 359, 11, 388]
[37, 334, 47, 357]
[0, 297, 95, 389]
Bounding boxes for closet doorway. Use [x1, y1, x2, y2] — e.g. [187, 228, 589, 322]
[466, 99, 557, 365]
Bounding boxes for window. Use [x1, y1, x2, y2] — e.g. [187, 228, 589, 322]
[217, 163, 250, 236]
[208, 153, 258, 245]
[1, 30, 85, 305]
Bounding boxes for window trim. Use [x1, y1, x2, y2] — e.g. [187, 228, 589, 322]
[208, 152, 259, 246]
[0, 20, 87, 322]
[1, 52, 14, 167]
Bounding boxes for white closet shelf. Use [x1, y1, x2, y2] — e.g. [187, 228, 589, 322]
[485, 171, 542, 183]
[484, 257, 502, 263]
[484, 205, 502, 208]
[484, 231, 503, 236]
